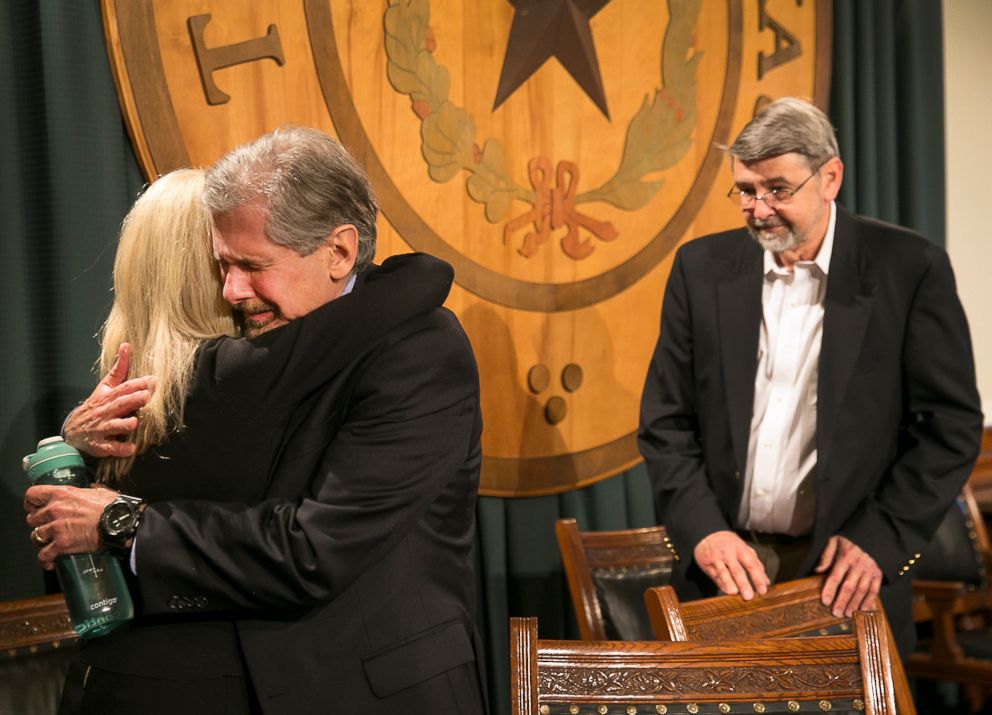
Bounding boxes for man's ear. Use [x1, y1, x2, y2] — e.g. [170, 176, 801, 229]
[820, 157, 844, 201]
[322, 224, 359, 281]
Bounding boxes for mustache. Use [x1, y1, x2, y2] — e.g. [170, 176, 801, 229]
[750, 217, 787, 229]
[234, 299, 277, 316]
[232, 299, 281, 337]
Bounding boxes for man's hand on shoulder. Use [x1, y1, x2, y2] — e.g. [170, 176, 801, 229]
[815, 535, 881, 617]
[694, 530, 770, 599]
[65, 343, 156, 457]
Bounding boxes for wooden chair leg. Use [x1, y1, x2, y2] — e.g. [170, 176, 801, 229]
[963, 682, 989, 713]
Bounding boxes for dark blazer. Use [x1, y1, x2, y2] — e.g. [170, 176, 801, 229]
[638, 207, 983, 649]
[74, 254, 487, 714]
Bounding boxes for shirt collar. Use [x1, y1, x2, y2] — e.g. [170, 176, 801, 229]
[763, 201, 836, 277]
[341, 272, 358, 296]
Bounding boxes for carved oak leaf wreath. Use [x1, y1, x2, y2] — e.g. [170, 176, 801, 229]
[383, 0, 702, 261]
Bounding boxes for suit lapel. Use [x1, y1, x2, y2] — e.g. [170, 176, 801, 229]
[818, 208, 875, 478]
[718, 236, 763, 474]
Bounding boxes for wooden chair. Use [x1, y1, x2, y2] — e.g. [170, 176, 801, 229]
[510, 612, 899, 714]
[909, 484, 992, 711]
[0, 594, 77, 715]
[645, 576, 916, 714]
[555, 518, 676, 640]
[964, 427, 992, 536]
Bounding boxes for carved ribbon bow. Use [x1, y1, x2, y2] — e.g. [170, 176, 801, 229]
[504, 157, 618, 260]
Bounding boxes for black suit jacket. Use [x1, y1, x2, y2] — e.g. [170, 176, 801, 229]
[78, 254, 486, 714]
[638, 207, 983, 648]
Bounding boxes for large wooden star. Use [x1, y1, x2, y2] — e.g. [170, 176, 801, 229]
[493, 0, 613, 118]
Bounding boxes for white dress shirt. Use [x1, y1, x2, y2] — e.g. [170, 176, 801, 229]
[738, 202, 837, 535]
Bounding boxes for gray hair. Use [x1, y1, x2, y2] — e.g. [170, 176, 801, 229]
[728, 97, 839, 168]
[204, 126, 377, 273]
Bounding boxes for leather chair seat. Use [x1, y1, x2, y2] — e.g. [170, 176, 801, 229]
[593, 563, 672, 640]
[958, 628, 992, 660]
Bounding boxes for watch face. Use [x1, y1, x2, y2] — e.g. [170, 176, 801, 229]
[103, 501, 136, 537]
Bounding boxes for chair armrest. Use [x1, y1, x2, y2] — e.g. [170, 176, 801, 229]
[911, 580, 970, 661]
[912, 579, 970, 623]
[0, 594, 76, 653]
[913, 579, 970, 602]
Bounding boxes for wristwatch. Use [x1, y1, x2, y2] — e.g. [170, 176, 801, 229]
[98, 494, 146, 557]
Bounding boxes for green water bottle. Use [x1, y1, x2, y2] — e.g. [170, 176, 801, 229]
[23, 436, 134, 638]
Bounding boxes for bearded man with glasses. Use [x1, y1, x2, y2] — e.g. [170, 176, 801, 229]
[638, 97, 982, 659]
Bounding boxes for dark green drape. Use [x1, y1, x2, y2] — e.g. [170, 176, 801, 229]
[830, 0, 945, 246]
[0, 2, 945, 714]
[0, 0, 144, 602]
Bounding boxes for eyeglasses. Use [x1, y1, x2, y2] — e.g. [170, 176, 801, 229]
[727, 163, 823, 208]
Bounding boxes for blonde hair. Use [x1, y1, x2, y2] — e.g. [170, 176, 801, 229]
[96, 169, 237, 483]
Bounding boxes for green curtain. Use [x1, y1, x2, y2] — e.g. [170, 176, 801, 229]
[829, 0, 945, 246]
[0, 2, 945, 714]
[0, 0, 144, 602]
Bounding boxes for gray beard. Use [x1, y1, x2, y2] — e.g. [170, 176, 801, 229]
[747, 219, 806, 253]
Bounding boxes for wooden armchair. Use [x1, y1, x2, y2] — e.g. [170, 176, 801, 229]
[555, 518, 676, 640]
[510, 612, 899, 714]
[909, 484, 992, 710]
[0, 594, 77, 715]
[644, 576, 915, 714]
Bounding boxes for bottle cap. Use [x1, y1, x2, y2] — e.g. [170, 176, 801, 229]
[23, 437, 85, 482]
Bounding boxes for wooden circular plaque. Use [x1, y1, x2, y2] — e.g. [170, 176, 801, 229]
[102, 0, 830, 496]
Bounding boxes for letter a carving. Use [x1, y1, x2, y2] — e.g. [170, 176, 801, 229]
[757, 0, 803, 79]
[188, 14, 285, 105]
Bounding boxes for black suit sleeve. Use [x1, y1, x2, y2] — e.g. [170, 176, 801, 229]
[196, 252, 453, 415]
[638, 247, 733, 561]
[838, 245, 982, 579]
[133, 310, 481, 612]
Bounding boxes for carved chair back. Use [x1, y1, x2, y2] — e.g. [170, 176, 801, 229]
[510, 612, 899, 715]
[645, 576, 915, 715]
[555, 518, 676, 641]
[0, 594, 77, 715]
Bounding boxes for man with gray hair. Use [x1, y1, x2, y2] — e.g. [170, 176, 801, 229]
[26, 126, 487, 713]
[638, 97, 982, 655]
